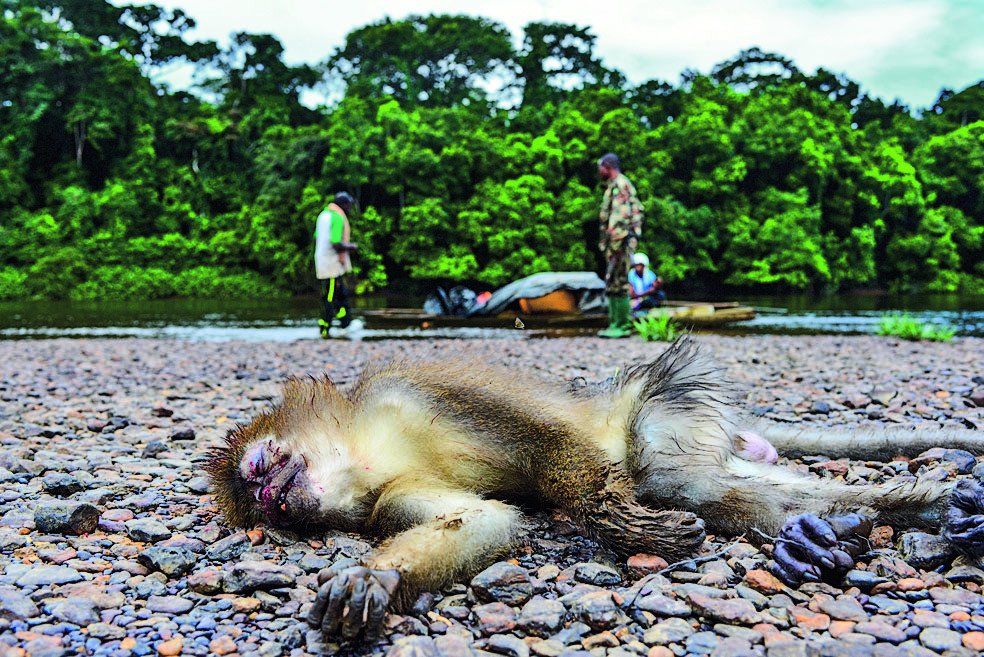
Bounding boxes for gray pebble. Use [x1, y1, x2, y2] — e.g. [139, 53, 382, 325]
[125, 517, 172, 543]
[387, 635, 440, 657]
[46, 598, 100, 626]
[34, 501, 99, 535]
[0, 585, 40, 619]
[571, 563, 620, 586]
[42, 472, 84, 496]
[844, 570, 889, 590]
[917, 626, 962, 651]
[487, 634, 530, 657]
[146, 596, 194, 614]
[471, 562, 533, 606]
[685, 630, 719, 654]
[137, 546, 197, 577]
[16, 565, 83, 587]
[518, 596, 566, 637]
[897, 532, 955, 569]
[644, 617, 695, 645]
[224, 561, 302, 593]
[206, 532, 252, 561]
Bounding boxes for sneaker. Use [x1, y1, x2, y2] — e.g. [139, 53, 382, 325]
[326, 318, 365, 339]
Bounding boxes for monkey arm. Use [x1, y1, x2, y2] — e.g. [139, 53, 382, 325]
[366, 485, 523, 603]
[308, 480, 522, 642]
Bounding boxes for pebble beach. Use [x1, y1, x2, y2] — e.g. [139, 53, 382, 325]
[2, 334, 984, 657]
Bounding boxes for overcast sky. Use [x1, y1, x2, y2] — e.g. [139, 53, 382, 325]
[139, 0, 984, 109]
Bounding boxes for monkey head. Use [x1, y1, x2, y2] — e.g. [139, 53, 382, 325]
[205, 376, 363, 530]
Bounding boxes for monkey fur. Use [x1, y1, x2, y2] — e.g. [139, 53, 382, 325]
[206, 337, 984, 643]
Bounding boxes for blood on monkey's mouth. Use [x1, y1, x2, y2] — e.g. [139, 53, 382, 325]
[258, 458, 304, 518]
[242, 440, 307, 521]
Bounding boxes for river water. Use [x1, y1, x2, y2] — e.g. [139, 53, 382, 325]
[1, 294, 982, 341]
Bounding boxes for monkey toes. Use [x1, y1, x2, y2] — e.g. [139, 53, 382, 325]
[670, 511, 707, 551]
[771, 513, 872, 586]
[944, 478, 984, 555]
[307, 563, 400, 642]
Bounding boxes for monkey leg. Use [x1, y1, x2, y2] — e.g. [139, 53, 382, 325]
[308, 480, 522, 642]
[775, 472, 984, 584]
[637, 456, 956, 584]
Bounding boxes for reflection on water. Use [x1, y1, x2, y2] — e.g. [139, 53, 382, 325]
[0, 294, 982, 340]
[0, 324, 536, 342]
[730, 293, 984, 337]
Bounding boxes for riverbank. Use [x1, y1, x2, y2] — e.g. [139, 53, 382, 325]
[1, 335, 983, 657]
[3, 293, 984, 339]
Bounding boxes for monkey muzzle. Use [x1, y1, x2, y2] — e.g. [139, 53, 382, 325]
[241, 439, 311, 525]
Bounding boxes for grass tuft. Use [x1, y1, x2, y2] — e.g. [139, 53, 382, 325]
[633, 312, 680, 342]
[877, 313, 956, 342]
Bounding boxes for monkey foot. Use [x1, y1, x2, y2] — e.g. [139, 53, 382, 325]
[944, 479, 984, 555]
[771, 513, 872, 586]
[307, 562, 400, 643]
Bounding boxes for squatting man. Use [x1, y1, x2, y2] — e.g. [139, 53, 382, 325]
[207, 337, 984, 643]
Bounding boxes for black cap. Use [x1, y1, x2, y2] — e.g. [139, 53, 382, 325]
[598, 153, 620, 170]
[334, 191, 355, 206]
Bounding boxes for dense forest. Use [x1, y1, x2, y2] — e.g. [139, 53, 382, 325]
[2, 0, 983, 301]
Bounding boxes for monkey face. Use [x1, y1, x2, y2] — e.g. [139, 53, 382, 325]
[238, 436, 321, 527]
[206, 376, 366, 531]
[207, 416, 353, 530]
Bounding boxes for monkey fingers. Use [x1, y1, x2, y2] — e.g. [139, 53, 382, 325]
[944, 479, 984, 555]
[308, 564, 400, 643]
[341, 576, 368, 640]
[772, 513, 871, 586]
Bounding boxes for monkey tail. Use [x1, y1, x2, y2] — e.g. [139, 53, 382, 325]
[757, 424, 984, 461]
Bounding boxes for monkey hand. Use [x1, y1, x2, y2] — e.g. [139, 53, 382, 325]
[307, 562, 400, 643]
[944, 478, 984, 556]
[771, 512, 872, 586]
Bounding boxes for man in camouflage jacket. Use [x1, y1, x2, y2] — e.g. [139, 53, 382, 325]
[597, 152, 644, 338]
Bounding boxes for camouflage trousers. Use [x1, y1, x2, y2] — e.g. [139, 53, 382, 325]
[603, 245, 633, 296]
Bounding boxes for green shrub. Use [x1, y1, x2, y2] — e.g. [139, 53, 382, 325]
[0, 268, 28, 301]
[633, 312, 680, 342]
[172, 267, 283, 299]
[26, 247, 90, 299]
[877, 313, 956, 342]
[70, 266, 175, 300]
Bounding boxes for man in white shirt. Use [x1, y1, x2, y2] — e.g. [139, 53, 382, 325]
[628, 252, 665, 311]
[314, 192, 359, 337]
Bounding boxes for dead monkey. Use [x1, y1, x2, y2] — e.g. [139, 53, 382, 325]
[207, 354, 705, 642]
[206, 337, 984, 642]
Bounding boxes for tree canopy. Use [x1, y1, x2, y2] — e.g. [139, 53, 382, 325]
[2, 1, 982, 301]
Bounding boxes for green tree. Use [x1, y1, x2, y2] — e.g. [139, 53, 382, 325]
[330, 15, 514, 107]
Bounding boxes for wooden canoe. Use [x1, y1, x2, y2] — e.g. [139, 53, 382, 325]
[362, 300, 755, 330]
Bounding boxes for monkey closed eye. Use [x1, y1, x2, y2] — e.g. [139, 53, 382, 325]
[771, 513, 871, 586]
[307, 562, 400, 643]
